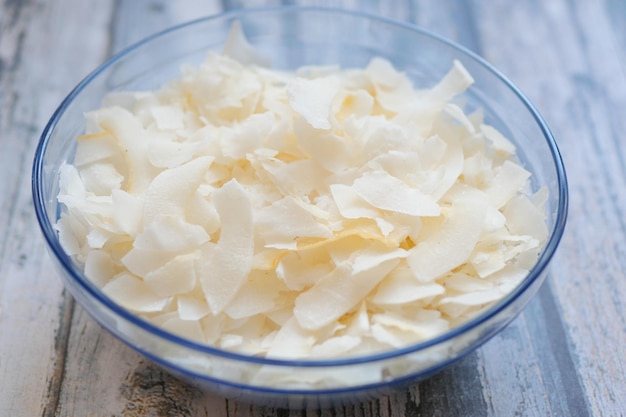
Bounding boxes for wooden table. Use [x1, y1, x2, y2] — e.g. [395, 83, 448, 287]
[1, 1, 624, 415]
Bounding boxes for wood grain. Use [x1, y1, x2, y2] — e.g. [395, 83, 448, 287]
[1, 0, 625, 415]
[0, 0, 96, 415]
[467, 1, 626, 415]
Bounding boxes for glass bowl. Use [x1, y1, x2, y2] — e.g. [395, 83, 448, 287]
[32, 6, 568, 409]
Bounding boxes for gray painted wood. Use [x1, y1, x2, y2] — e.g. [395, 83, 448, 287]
[1, 0, 624, 415]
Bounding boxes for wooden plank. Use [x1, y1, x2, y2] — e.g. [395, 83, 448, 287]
[476, 283, 587, 416]
[404, 6, 574, 413]
[56, 307, 187, 416]
[58, 308, 430, 416]
[107, 0, 222, 56]
[0, 0, 111, 415]
[424, 2, 586, 415]
[470, 0, 626, 415]
[528, 283, 590, 415]
[222, 0, 415, 23]
[50, 1, 226, 415]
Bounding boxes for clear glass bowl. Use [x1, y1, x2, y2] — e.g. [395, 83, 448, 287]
[32, 6, 568, 408]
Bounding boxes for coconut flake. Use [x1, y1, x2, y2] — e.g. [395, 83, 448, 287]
[310, 335, 362, 357]
[370, 264, 444, 305]
[198, 179, 254, 315]
[121, 247, 173, 279]
[177, 295, 211, 321]
[256, 196, 333, 249]
[482, 124, 516, 155]
[133, 215, 210, 252]
[94, 106, 156, 194]
[276, 248, 333, 291]
[293, 118, 350, 173]
[407, 187, 488, 282]
[222, 19, 271, 67]
[330, 183, 380, 220]
[102, 273, 169, 313]
[220, 112, 275, 159]
[224, 270, 284, 319]
[74, 132, 120, 167]
[484, 160, 531, 209]
[294, 256, 400, 331]
[84, 250, 115, 288]
[353, 170, 440, 217]
[150, 105, 185, 130]
[111, 189, 143, 236]
[147, 130, 207, 169]
[287, 76, 339, 130]
[371, 310, 449, 347]
[143, 156, 213, 224]
[161, 316, 205, 342]
[427, 60, 474, 103]
[144, 251, 199, 297]
[265, 317, 316, 359]
[503, 194, 549, 242]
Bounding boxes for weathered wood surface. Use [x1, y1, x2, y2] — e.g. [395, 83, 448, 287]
[1, 0, 624, 415]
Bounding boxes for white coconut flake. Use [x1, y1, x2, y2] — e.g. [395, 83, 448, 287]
[294, 257, 400, 330]
[439, 288, 504, 308]
[220, 112, 275, 159]
[503, 194, 549, 242]
[224, 270, 284, 319]
[427, 60, 474, 103]
[133, 215, 210, 252]
[293, 118, 351, 173]
[150, 105, 185, 130]
[371, 310, 449, 346]
[407, 187, 488, 282]
[444, 103, 476, 134]
[482, 124, 516, 155]
[353, 170, 440, 217]
[276, 248, 334, 291]
[310, 335, 362, 357]
[287, 76, 339, 130]
[84, 250, 115, 288]
[147, 130, 207, 169]
[177, 295, 211, 321]
[74, 132, 120, 167]
[351, 244, 407, 274]
[265, 317, 316, 359]
[102, 273, 169, 313]
[143, 156, 213, 224]
[198, 179, 254, 315]
[370, 264, 444, 305]
[256, 195, 333, 249]
[144, 251, 199, 297]
[428, 130, 464, 200]
[222, 20, 271, 67]
[263, 158, 327, 198]
[484, 160, 531, 209]
[121, 247, 174, 279]
[111, 189, 143, 236]
[94, 106, 156, 194]
[161, 316, 205, 342]
[330, 183, 380, 220]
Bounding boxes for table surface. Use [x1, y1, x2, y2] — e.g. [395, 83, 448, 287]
[1, 0, 625, 416]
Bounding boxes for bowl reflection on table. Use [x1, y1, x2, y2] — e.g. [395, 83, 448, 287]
[32, 6, 567, 408]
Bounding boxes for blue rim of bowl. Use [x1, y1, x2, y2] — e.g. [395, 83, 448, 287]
[32, 5, 568, 370]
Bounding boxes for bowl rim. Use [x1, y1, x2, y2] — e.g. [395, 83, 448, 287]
[32, 5, 568, 368]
